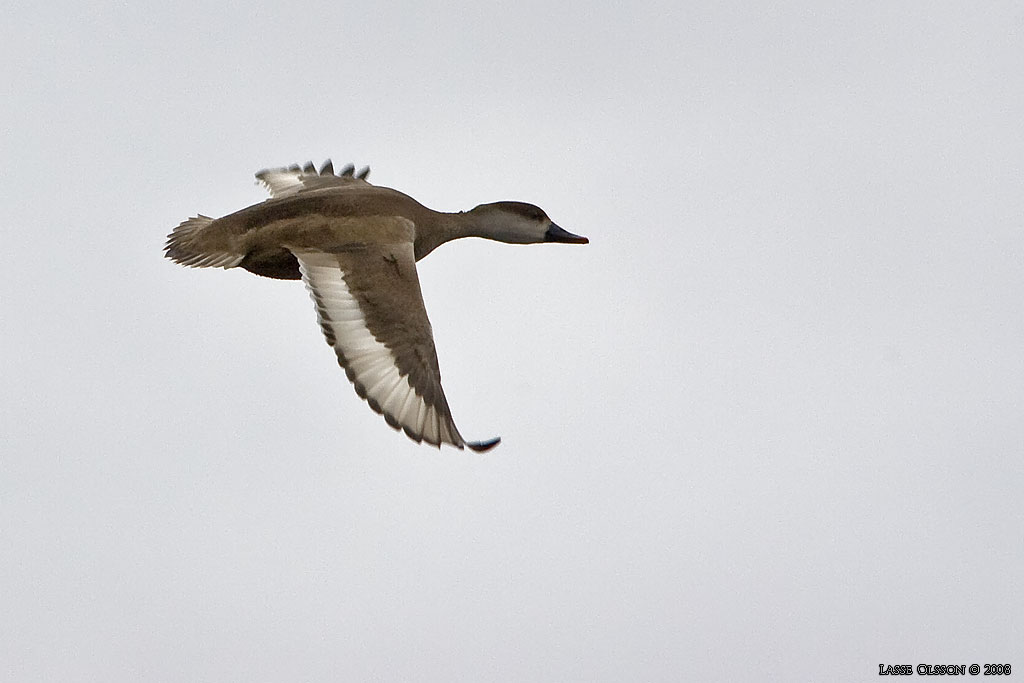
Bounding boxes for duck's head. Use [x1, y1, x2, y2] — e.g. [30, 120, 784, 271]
[469, 201, 589, 245]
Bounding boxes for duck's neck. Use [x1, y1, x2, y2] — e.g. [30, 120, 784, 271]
[414, 209, 498, 261]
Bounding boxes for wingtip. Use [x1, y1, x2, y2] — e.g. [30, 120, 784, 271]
[467, 436, 501, 453]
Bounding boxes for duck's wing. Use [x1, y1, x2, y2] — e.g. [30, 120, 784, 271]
[256, 159, 373, 199]
[289, 228, 499, 452]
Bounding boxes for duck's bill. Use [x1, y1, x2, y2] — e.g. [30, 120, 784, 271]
[545, 223, 589, 244]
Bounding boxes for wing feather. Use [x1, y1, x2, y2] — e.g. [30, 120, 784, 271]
[293, 244, 496, 450]
[256, 159, 374, 199]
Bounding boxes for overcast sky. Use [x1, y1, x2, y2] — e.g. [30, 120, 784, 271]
[2, 1, 1022, 681]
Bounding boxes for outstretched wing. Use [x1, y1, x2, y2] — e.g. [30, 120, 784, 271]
[291, 235, 499, 452]
[256, 159, 373, 199]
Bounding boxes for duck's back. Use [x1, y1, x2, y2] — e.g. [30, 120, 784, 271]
[174, 184, 431, 280]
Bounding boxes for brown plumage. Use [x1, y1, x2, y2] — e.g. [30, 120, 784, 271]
[165, 160, 588, 451]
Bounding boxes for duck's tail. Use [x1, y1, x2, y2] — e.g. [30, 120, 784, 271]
[164, 215, 245, 269]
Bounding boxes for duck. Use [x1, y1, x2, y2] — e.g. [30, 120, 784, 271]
[165, 160, 588, 452]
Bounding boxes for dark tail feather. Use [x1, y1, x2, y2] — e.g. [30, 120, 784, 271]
[164, 215, 244, 269]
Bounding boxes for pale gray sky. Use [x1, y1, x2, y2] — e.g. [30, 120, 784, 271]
[2, 1, 1022, 681]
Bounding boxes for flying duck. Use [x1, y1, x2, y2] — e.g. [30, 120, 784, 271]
[165, 160, 588, 452]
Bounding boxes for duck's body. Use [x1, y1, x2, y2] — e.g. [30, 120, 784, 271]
[165, 161, 587, 452]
